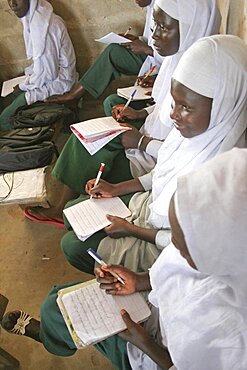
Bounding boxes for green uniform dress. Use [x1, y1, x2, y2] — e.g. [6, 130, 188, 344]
[79, 44, 147, 98]
[0, 90, 27, 130]
[40, 283, 131, 370]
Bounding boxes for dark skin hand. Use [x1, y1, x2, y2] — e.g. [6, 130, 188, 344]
[112, 105, 148, 122]
[121, 39, 153, 55]
[118, 33, 138, 41]
[95, 265, 173, 369]
[137, 74, 157, 88]
[85, 178, 144, 199]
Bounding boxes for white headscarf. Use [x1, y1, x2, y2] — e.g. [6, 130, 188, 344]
[152, 0, 221, 104]
[148, 35, 247, 229]
[21, 0, 53, 59]
[149, 148, 247, 370]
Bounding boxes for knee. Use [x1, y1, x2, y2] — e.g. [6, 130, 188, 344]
[103, 94, 117, 116]
[61, 231, 80, 263]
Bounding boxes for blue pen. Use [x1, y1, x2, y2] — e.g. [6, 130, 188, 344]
[117, 89, 137, 121]
[87, 248, 125, 285]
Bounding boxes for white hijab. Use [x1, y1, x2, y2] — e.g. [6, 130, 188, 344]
[21, 0, 53, 60]
[149, 148, 247, 370]
[148, 35, 247, 229]
[152, 0, 221, 104]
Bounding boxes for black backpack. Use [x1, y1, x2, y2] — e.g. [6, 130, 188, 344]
[9, 101, 75, 129]
[0, 126, 58, 174]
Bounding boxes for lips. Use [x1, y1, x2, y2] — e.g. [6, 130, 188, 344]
[173, 122, 185, 131]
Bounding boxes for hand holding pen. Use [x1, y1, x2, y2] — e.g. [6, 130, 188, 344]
[137, 65, 156, 87]
[87, 248, 125, 285]
[116, 89, 137, 122]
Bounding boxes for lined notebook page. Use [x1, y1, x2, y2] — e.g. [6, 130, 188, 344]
[73, 130, 121, 155]
[63, 197, 131, 241]
[117, 85, 152, 101]
[71, 117, 129, 139]
[59, 280, 151, 347]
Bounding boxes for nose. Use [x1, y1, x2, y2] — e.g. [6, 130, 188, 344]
[152, 24, 161, 40]
[170, 103, 180, 121]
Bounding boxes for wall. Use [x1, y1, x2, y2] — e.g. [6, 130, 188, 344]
[0, 0, 246, 81]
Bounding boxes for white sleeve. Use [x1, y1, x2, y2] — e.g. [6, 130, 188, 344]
[144, 104, 156, 115]
[155, 230, 171, 250]
[146, 139, 163, 159]
[138, 170, 154, 191]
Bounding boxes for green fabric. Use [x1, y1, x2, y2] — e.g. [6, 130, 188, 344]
[40, 282, 130, 369]
[61, 192, 133, 275]
[52, 116, 144, 195]
[80, 44, 147, 99]
[104, 93, 149, 117]
[0, 91, 27, 130]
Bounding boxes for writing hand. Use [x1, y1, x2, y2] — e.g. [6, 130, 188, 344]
[118, 309, 151, 347]
[137, 75, 157, 88]
[112, 105, 140, 122]
[85, 179, 116, 198]
[119, 33, 137, 41]
[95, 264, 137, 295]
[122, 40, 152, 55]
[104, 215, 131, 238]
[119, 123, 142, 149]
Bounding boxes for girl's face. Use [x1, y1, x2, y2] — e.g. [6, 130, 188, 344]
[170, 78, 213, 138]
[152, 5, 180, 57]
[8, 0, 29, 18]
[168, 195, 197, 270]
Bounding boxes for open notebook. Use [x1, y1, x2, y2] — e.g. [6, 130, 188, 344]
[63, 197, 131, 241]
[95, 32, 130, 44]
[57, 279, 151, 348]
[1, 75, 26, 97]
[70, 117, 131, 155]
[117, 85, 152, 101]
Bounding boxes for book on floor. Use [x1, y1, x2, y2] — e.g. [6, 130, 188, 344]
[63, 196, 131, 241]
[1, 75, 26, 97]
[57, 279, 151, 348]
[117, 85, 152, 101]
[70, 117, 131, 155]
[95, 32, 130, 44]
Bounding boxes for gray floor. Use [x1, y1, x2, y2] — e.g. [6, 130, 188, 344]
[0, 83, 134, 369]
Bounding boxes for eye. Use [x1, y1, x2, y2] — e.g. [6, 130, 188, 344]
[182, 105, 191, 111]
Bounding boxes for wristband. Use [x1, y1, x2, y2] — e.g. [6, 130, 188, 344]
[137, 135, 145, 150]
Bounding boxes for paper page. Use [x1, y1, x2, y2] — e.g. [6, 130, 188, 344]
[71, 117, 129, 139]
[117, 85, 152, 101]
[60, 280, 151, 347]
[63, 197, 131, 239]
[73, 130, 122, 156]
[1, 75, 26, 97]
[95, 32, 130, 44]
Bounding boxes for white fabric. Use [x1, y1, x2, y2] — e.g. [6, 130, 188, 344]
[19, 0, 77, 105]
[148, 148, 247, 370]
[126, 0, 221, 177]
[148, 35, 247, 230]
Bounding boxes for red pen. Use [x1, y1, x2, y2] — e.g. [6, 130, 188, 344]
[90, 163, 105, 199]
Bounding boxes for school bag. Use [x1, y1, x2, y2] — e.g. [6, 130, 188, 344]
[0, 126, 58, 174]
[9, 101, 76, 130]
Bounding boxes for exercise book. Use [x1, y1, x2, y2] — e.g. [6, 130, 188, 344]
[57, 279, 151, 348]
[1, 75, 26, 97]
[95, 32, 130, 44]
[71, 117, 131, 155]
[117, 85, 152, 101]
[63, 196, 131, 241]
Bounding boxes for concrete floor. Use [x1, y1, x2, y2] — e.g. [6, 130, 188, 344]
[0, 80, 134, 369]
